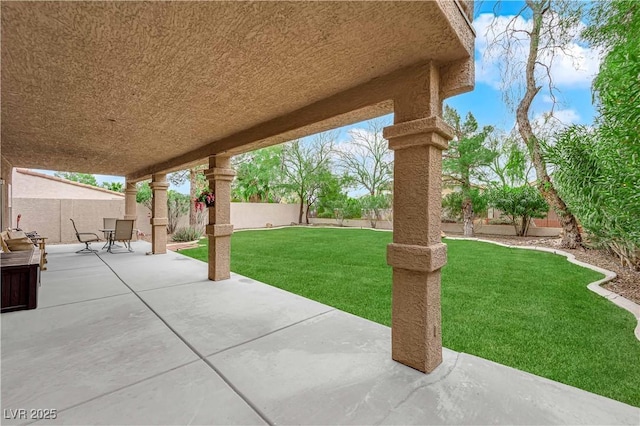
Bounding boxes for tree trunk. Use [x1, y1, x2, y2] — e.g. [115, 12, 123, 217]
[462, 198, 474, 237]
[517, 0, 582, 249]
[189, 169, 198, 226]
[522, 216, 530, 237]
[511, 216, 520, 236]
[298, 200, 304, 224]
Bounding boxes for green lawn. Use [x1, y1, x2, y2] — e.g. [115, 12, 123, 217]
[180, 227, 640, 407]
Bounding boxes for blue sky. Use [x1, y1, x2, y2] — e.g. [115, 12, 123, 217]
[36, 1, 598, 194]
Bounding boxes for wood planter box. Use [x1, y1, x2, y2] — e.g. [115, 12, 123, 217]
[1, 249, 40, 313]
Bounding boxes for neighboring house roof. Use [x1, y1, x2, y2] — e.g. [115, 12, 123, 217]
[13, 169, 124, 200]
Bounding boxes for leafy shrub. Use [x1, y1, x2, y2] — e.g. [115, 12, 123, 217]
[487, 185, 548, 236]
[172, 226, 203, 242]
[442, 189, 488, 222]
[546, 126, 639, 269]
[316, 211, 334, 219]
[360, 194, 391, 228]
[327, 197, 363, 225]
[487, 217, 513, 226]
[547, 0, 640, 269]
[342, 198, 363, 219]
[167, 191, 190, 234]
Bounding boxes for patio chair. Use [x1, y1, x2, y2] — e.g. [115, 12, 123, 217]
[70, 219, 101, 254]
[108, 219, 134, 253]
[102, 217, 117, 249]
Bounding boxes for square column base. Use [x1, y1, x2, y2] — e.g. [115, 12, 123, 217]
[391, 268, 442, 373]
[208, 235, 231, 280]
[151, 225, 167, 254]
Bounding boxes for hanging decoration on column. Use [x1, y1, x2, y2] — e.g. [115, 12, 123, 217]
[196, 190, 215, 209]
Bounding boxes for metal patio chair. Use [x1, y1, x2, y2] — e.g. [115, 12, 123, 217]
[70, 218, 101, 254]
[108, 219, 134, 253]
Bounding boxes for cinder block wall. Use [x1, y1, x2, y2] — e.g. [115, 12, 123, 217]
[171, 202, 301, 232]
[12, 198, 125, 243]
[12, 199, 301, 242]
[231, 202, 300, 229]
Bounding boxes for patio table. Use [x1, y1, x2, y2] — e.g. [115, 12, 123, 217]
[98, 229, 115, 252]
[99, 228, 138, 253]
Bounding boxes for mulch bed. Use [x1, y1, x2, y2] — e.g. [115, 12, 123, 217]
[452, 233, 640, 305]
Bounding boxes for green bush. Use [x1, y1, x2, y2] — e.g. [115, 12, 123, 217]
[316, 211, 334, 219]
[487, 185, 548, 236]
[487, 217, 513, 226]
[546, 126, 639, 268]
[442, 188, 488, 222]
[172, 226, 203, 242]
[342, 198, 363, 219]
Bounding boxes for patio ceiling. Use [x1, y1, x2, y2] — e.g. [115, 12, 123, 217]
[1, 1, 473, 181]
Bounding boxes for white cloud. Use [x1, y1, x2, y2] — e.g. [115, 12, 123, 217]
[532, 108, 581, 136]
[473, 12, 600, 91]
[551, 109, 581, 125]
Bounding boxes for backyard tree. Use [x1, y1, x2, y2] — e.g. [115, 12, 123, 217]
[136, 182, 190, 234]
[101, 182, 124, 192]
[54, 172, 98, 187]
[360, 193, 392, 228]
[136, 181, 152, 210]
[487, 185, 549, 236]
[441, 189, 488, 225]
[166, 190, 190, 234]
[168, 165, 208, 227]
[487, 133, 534, 188]
[314, 172, 353, 219]
[442, 106, 496, 236]
[232, 145, 285, 203]
[544, 0, 640, 269]
[338, 119, 393, 197]
[328, 197, 363, 226]
[484, 0, 584, 248]
[282, 132, 335, 224]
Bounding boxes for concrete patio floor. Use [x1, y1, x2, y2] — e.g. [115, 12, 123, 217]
[2, 242, 638, 425]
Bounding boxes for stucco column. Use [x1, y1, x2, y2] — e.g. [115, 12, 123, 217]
[205, 155, 235, 281]
[150, 174, 169, 254]
[383, 63, 454, 373]
[124, 181, 137, 220]
[124, 180, 137, 240]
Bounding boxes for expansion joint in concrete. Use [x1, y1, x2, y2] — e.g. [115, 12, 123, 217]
[94, 255, 275, 426]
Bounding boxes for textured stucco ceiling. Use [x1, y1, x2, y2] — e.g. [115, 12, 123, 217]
[1, 1, 472, 179]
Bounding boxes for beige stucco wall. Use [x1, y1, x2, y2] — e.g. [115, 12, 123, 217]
[12, 198, 126, 243]
[441, 222, 561, 237]
[309, 217, 393, 230]
[172, 202, 301, 233]
[11, 199, 302, 243]
[310, 218, 561, 237]
[12, 170, 124, 200]
[231, 202, 300, 229]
